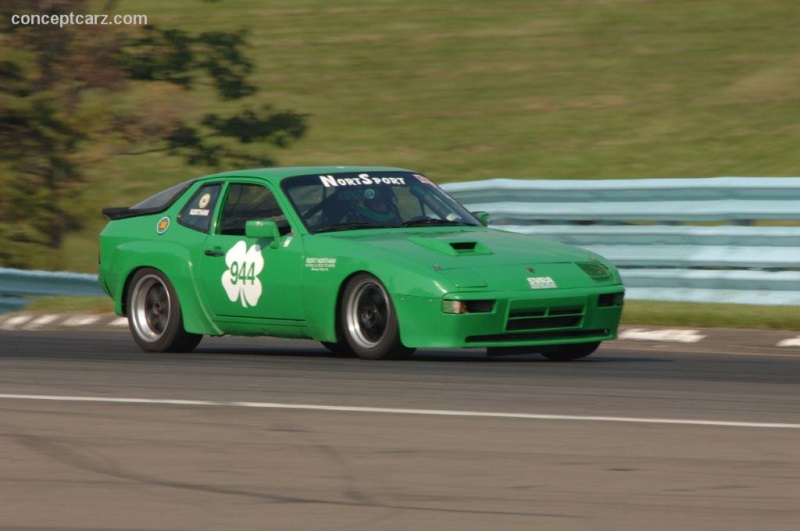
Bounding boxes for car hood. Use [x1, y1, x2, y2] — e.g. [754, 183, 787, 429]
[325, 227, 618, 290]
[336, 227, 595, 264]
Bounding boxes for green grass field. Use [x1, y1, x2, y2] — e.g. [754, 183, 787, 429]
[29, 1, 799, 328]
[63, 0, 800, 272]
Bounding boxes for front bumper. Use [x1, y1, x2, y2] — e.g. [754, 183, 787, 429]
[394, 286, 624, 349]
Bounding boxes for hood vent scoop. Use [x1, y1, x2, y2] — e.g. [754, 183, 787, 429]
[450, 241, 477, 252]
[408, 236, 492, 256]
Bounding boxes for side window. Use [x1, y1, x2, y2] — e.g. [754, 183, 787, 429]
[178, 183, 222, 233]
[219, 183, 291, 236]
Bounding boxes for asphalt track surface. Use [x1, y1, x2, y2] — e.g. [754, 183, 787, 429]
[1, 330, 799, 530]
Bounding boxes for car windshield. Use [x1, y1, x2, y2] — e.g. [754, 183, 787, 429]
[282, 171, 482, 234]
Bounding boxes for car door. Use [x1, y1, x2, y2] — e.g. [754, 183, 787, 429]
[198, 181, 305, 322]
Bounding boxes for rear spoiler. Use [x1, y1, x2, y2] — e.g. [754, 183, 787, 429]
[102, 206, 166, 220]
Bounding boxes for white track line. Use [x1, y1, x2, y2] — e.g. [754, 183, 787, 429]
[26, 314, 59, 328]
[0, 393, 798, 429]
[62, 315, 100, 327]
[1, 314, 32, 329]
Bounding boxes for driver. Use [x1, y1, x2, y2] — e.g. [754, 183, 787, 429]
[353, 187, 400, 224]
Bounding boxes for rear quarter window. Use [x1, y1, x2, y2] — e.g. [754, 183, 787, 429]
[132, 180, 195, 210]
[178, 183, 222, 233]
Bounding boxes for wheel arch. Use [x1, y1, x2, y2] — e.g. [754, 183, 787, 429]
[336, 270, 414, 359]
[301, 248, 448, 344]
[120, 265, 144, 316]
[338, 269, 414, 347]
[126, 267, 203, 353]
[329, 269, 375, 343]
[113, 247, 220, 335]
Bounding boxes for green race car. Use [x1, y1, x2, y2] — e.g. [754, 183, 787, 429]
[99, 166, 624, 360]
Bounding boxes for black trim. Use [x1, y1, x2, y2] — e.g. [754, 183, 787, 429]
[506, 316, 582, 331]
[102, 179, 196, 220]
[467, 329, 608, 344]
[102, 206, 166, 220]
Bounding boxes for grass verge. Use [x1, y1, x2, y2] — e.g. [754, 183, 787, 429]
[23, 296, 114, 314]
[620, 300, 797, 331]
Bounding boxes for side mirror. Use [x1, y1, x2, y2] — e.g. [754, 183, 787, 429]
[245, 219, 281, 247]
[472, 211, 490, 227]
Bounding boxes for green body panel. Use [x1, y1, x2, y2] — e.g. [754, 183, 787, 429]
[98, 203, 222, 335]
[394, 290, 622, 348]
[99, 166, 625, 349]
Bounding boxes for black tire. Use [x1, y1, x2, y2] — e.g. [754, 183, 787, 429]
[340, 274, 414, 360]
[540, 341, 600, 361]
[320, 341, 356, 357]
[126, 268, 202, 353]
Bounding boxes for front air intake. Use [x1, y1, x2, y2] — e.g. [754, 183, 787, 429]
[506, 305, 585, 331]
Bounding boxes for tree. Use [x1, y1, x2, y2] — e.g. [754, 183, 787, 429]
[0, 0, 307, 268]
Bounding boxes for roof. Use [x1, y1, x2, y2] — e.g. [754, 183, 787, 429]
[199, 165, 414, 183]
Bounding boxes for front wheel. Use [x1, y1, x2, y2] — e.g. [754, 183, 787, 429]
[127, 268, 202, 353]
[540, 342, 600, 361]
[341, 274, 414, 360]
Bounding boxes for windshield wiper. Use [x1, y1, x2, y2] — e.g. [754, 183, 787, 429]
[315, 221, 387, 233]
[399, 217, 471, 227]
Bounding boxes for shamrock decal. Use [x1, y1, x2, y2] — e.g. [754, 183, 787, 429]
[221, 241, 264, 307]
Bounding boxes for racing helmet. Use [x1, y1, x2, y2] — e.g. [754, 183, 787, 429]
[355, 187, 398, 223]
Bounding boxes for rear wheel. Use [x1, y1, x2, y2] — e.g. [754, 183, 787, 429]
[127, 268, 202, 353]
[540, 342, 600, 361]
[341, 274, 414, 360]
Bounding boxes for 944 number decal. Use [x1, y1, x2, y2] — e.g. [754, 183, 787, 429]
[222, 241, 264, 307]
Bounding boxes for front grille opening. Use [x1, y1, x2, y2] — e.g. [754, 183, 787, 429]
[506, 304, 585, 332]
[550, 307, 583, 316]
[465, 300, 495, 313]
[509, 309, 546, 318]
[507, 316, 581, 331]
[598, 292, 625, 307]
